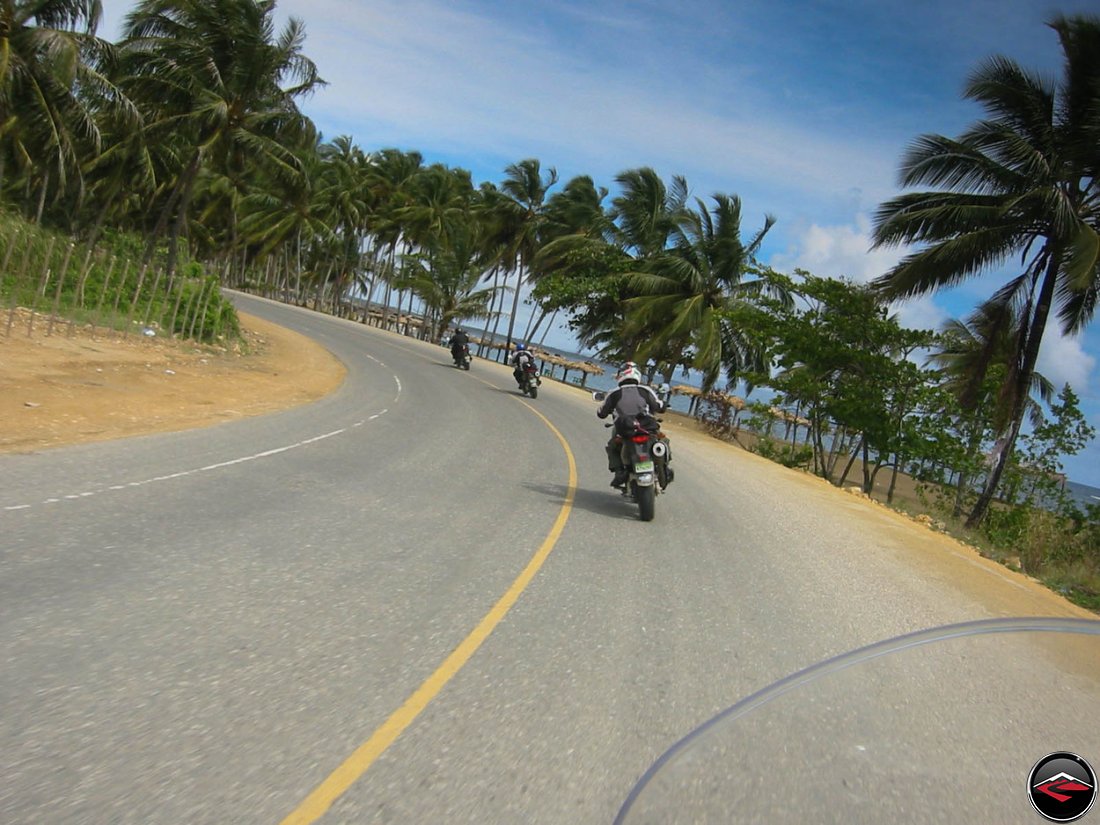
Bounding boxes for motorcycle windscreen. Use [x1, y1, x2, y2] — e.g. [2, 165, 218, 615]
[616, 619, 1100, 825]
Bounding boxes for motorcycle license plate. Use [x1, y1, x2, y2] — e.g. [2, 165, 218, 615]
[635, 461, 655, 474]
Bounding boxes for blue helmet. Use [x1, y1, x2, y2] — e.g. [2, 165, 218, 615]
[516, 342, 526, 351]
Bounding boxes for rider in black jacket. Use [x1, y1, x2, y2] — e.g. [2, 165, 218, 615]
[450, 328, 470, 364]
[597, 362, 665, 487]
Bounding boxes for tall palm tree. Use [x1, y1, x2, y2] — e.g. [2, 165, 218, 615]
[403, 221, 496, 342]
[871, 14, 1100, 527]
[524, 174, 610, 342]
[119, 0, 323, 285]
[489, 158, 557, 356]
[0, 0, 120, 212]
[311, 135, 373, 311]
[530, 167, 689, 362]
[368, 148, 422, 329]
[610, 167, 689, 259]
[929, 302, 1054, 516]
[238, 135, 327, 290]
[625, 193, 776, 389]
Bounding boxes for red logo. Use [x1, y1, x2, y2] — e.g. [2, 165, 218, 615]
[1035, 773, 1093, 803]
[1028, 753, 1096, 822]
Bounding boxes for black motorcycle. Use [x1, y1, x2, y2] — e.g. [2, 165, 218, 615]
[451, 344, 471, 370]
[594, 392, 673, 522]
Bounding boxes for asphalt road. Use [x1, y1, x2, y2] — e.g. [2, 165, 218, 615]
[2, 294, 1098, 824]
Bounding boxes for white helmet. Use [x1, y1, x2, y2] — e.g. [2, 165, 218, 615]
[616, 362, 642, 385]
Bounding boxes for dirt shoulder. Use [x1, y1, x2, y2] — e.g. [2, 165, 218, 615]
[0, 310, 345, 454]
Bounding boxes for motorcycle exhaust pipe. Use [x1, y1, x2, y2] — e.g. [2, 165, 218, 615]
[651, 441, 667, 458]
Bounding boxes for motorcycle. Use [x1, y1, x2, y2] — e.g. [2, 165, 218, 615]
[518, 361, 541, 398]
[451, 344, 471, 370]
[593, 391, 673, 522]
[616, 617, 1100, 824]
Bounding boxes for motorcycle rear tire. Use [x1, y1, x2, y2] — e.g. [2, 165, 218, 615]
[636, 482, 655, 522]
[528, 384, 538, 399]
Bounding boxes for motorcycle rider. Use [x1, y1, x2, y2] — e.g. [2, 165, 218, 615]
[596, 362, 666, 488]
[450, 327, 470, 365]
[510, 343, 538, 389]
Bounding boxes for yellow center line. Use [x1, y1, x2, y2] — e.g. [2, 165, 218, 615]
[280, 398, 577, 825]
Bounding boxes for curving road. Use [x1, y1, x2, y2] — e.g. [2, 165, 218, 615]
[2, 293, 1097, 824]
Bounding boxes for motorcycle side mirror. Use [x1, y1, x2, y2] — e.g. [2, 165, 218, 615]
[592, 391, 606, 402]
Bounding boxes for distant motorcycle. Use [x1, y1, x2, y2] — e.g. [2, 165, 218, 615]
[518, 361, 541, 398]
[593, 391, 673, 522]
[452, 344, 471, 370]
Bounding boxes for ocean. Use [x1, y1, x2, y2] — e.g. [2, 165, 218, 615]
[1066, 481, 1100, 512]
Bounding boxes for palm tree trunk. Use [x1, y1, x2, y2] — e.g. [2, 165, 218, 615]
[159, 161, 202, 315]
[887, 457, 902, 503]
[379, 243, 397, 330]
[33, 170, 49, 224]
[837, 434, 865, 487]
[966, 253, 1059, 528]
[861, 438, 873, 493]
[141, 151, 200, 273]
[537, 308, 560, 346]
[502, 261, 526, 361]
[484, 267, 505, 356]
[524, 307, 547, 344]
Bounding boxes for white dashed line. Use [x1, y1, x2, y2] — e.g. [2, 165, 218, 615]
[4, 348, 404, 514]
[4, 423, 378, 513]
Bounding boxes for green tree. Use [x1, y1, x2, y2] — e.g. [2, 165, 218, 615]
[928, 303, 1054, 516]
[484, 158, 557, 356]
[1004, 384, 1095, 512]
[625, 193, 777, 389]
[0, 0, 118, 213]
[119, 0, 323, 284]
[368, 148, 423, 330]
[531, 167, 689, 362]
[403, 222, 496, 342]
[871, 14, 1100, 527]
[734, 272, 938, 492]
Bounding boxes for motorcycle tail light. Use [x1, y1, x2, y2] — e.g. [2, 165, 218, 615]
[631, 434, 649, 443]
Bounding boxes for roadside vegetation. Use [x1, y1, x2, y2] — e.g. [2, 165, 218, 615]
[0, 1, 1097, 608]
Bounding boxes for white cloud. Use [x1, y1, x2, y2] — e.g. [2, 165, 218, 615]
[767, 215, 949, 332]
[269, 0, 901, 213]
[769, 214, 901, 282]
[1037, 328, 1096, 396]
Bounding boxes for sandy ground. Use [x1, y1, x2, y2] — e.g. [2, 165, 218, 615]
[0, 310, 345, 454]
[3, 304, 1092, 619]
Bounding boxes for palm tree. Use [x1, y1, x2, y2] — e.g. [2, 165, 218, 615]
[368, 148, 423, 330]
[119, 0, 323, 285]
[0, 0, 119, 213]
[237, 135, 333, 301]
[311, 135, 373, 312]
[403, 221, 496, 342]
[529, 167, 689, 362]
[625, 193, 776, 389]
[871, 14, 1100, 527]
[488, 158, 557, 357]
[524, 174, 610, 343]
[610, 167, 689, 259]
[929, 302, 1054, 516]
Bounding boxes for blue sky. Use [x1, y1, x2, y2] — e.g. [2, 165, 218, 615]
[101, 1, 1100, 485]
